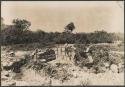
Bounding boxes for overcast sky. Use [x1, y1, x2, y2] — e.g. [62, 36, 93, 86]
[1, 1, 124, 33]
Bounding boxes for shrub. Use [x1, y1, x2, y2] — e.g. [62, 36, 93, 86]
[74, 44, 110, 69]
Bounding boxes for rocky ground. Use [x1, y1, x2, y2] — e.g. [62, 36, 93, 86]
[1, 45, 124, 86]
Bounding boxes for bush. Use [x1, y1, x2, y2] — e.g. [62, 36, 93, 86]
[74, 44, 110, 68]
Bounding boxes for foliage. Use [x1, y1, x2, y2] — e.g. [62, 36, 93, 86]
[12, 19, 31, 31]
[74, 44, 110, 68]
[1, 19, 31, 45]
[1, 19, 124, 45]
[64, 22, 75, 33]
[89, 45, 110, 65]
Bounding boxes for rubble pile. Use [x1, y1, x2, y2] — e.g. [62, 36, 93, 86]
[1, 44, 124, 86]
[74, 45, 124, 74]
[1, 50, 30, 86]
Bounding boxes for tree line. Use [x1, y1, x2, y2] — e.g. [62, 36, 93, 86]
[1, 18, 124, 45]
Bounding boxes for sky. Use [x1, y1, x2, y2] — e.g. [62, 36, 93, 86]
[1, 1, 124, 33]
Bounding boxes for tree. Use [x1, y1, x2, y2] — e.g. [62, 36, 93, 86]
[12, 19, 31, 31]
[12, 19, 31, 43]
[1, 19, 31, 45]
[1, 17, 5, 30]
[64, 22, 75, 33]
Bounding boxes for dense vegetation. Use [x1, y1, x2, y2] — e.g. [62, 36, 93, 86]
[1, 19, 124, 45]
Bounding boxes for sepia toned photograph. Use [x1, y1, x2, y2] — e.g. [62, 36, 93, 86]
[1, 1, 124, 86]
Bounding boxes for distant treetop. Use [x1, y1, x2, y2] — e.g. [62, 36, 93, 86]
[64, 22, 75, 33]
